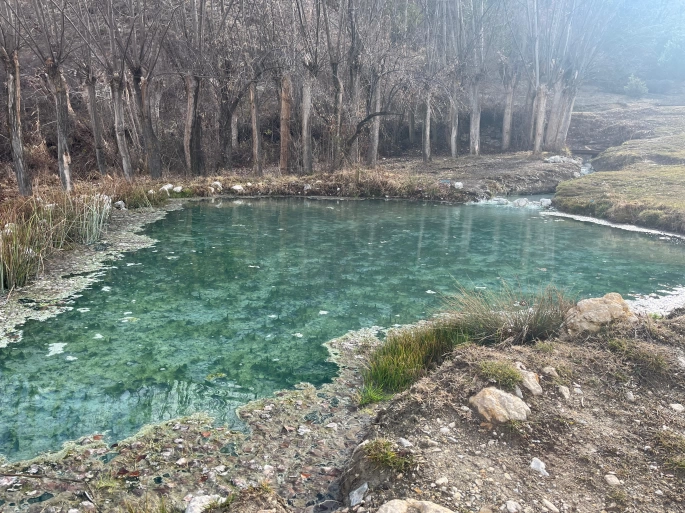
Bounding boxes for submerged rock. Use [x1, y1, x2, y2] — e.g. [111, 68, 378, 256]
[565, 293, 637, 336]
[512, 198, 528, 207]
[377, 498, 456, 513]
[468, 387, 531, 423]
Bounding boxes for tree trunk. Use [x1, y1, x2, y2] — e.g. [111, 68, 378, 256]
[85, 75, 107, 175]
[3, 50, 30, 196]
[45, 62, 72, 192]
[184, 74, 204, 176]
[349, 64, 361, 163]
[502, 80, 515, 151]
[532, 84, 548, 154]
[554, 89, 576, 151]
[524, 81, 536, 148]
[302, 71, 313, 174]
[408, 109, 415, 145]
[449, 90, 458, 158]
[110, 78, 134, 181]
[279, 75, 292, 174]
[422, 91, 431, 163]
[543, 80, 564, 150]
[367, 76, 382, 168]
[469, 78, 481, 156]
[231, 111, 238, 148]
[249, 82, 262, 176]
[332, 72, 344, 170]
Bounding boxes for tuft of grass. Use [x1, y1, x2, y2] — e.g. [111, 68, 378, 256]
[477, 360, 523, 390]
[362, 323, 468, 398]
[534, 341, 556, 353]
[445, 283, 573, 345]
[654, 431, 685, 453]
[364, 439, 414, 472]
[358, 383, 390, 406]
[123, 496, 181, 513]
[607, 338, 670, 374]
[665, 455, 685, 473]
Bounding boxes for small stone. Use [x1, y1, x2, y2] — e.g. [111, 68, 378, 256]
[514, 385, 523, 399]
[542, 366, 559, 378]
[558, 386, 571, 401]
[504, 473, 512, 480]
[512, 198, 528, 208]
[506, 500, 521, 512]
[398, 437, 413, 447]
[604, 474, 621, 486]
[625, 391, 635, 402]
[377, 499, 456, 513]
[185, 495, 225, 513]
[468, 387, 531, 424]
[176, 457, 188, 466]
[81, 502, 96, 511]
[173, 186, 183, 193]
[540, 198, 552, 208]
[670, 403, 684, 413]
[453, 182, 464, 189]
[297, 425, 311, 436]
[573, 387, 583, 395]
[541, 499, 559, 513]
[326, 422, 338, 430]
[435, 477, 449, 486]
[113, 200, 126, 210]
[530, 457, 549, 477]
[231, 185, 244, 192]
[439, 427, 450, 434]
[349, 482, 368, 507]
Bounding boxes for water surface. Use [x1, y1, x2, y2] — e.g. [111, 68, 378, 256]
[2, 198, 685, 461]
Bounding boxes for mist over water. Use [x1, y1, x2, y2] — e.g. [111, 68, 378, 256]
[2, 198, 685, 461]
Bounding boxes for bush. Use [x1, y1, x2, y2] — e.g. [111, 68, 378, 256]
[624, 74, 648, 98]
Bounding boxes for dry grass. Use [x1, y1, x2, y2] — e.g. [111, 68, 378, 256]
[364, 439, 414, 472]
[554, 165, 685, 234]
[477, 360, 523, 390]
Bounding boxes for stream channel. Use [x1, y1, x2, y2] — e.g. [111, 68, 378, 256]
[2, 197, 685, 461]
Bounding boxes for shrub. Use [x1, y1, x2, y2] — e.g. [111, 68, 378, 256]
[624, 74, 648, 98]
[445, 283, 573, 345]
[478, 360, 523, 390]
[364, 439, 414, 472]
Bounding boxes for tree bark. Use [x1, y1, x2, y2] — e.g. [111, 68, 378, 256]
[422, 91, 431, 163]
[367, 75, 381, 168]
[302, 71, 313, 174]
[532, 84, 548, 154]
[449, 89, 458, 158]
[45, 62, 72, 192]
[184, 74, 204, 176]
[3, 49, 30, 196]
[543, 80, 564, 150]
[502, 80, 516, 151]
[85, 75, 107, 175]
[249, 82, 262, 176]
[349, 63, 361, 163]
[231, 111, 238, 148]
[110, 78, 134, 181]
[408, 109, 415, 145]
[469, 78, 481, 155]
[279, 75, 292, 174]
[554, 89, 576, 151]
[133, 74, 162, 178]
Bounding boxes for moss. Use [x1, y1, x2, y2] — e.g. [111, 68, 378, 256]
[477, 360, 523, 390]
[364, 439, 414, 472]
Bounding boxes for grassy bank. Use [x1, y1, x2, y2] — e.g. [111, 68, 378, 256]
[592, 134, 685, 171]
[360, 285, 572, 405]
[553, 165, 685, 234]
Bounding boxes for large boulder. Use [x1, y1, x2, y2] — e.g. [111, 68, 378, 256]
[565, 293, 637, 337]
[377, 499, 456, 513]
[468, 387, 531, 424]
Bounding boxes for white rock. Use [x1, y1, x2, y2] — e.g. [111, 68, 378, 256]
[506, 500, 521, 512]
[185, 495, 225, 513]
[514, 385, 523, 399]
[530, 457, 549, 477]
[512, 198, 529, 207]
[297, 425, 311, 436]
[670, 403, 684, 413]
[173, 186, 183, 193]
[148, 189, 155, 195]
[326, 422, 338, 430]
[469, 387, 531, 423]
[435, 477, 449, 486]
[540, 198, 553, 208]
[541, 499, 559, 513]
[453, 182, 464, 189]
[211, 181, 223, 191]
[565, 293, 637, 336]
[231, 185, 244, 192]
[304, 184, 312, 191]
[113, 200, 126, 210]
[160, 183, 174, 192]
[625, 391, 635, 402]
[81, 502, 96, 511]
[515, 364, 542, 396]
[377, 498, 456, 513]
[542, 366, 559, 378]
[349, 482, 368, 507]
[398, 437, 414, 447]
[176, 457, 188, 466]
[604, 474, 621, 486]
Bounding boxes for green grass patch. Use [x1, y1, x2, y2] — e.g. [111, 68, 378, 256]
[477, 360, 523, 390]
[607, 338, 670, 374]
[655, 431, 685, 453]
[592, 134, 685, 171]
[362, 323, 468, 399]
[358, 383, 391, 406]
[554, 165, 685, 234]
[364, 439, 414, 472]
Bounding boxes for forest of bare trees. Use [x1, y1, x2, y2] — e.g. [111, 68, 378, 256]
[0, 0, 683, 195]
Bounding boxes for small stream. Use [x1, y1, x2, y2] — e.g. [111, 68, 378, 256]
[2, 197, 685, 461]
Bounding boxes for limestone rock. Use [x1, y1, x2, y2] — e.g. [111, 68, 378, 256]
[513, 198, 529, 207]
[232, 185, 245, 192]
[565, 293, 637, 336]
[349, 482, 368, 506]
[186, 495, 225, 513]
[468, 387, 531, 424]
[540, 198, 552, 208]
[377, 498, 456, 513]
[173, 186, 183, 193]
[113, 200, 126, 210]
[542, 366, 559, 378]
[541, 499, 559, 513]
[604, 474, 621, 486]
[515, 362, 542, 396]
[670, 403, 684, 413]
[530, 457, 549, 477]
[505, 500, 521, 512]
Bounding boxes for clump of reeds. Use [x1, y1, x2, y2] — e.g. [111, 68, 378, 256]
[445, 283, 574, 345]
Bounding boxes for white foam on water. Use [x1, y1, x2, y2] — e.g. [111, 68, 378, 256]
[541, 212, 685, 240]
[627, 286, 685, 316]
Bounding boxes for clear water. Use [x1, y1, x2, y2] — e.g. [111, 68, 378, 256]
[2, 198, 685, 461]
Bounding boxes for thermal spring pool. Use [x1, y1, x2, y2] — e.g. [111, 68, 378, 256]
[2, 197, 685, 461]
